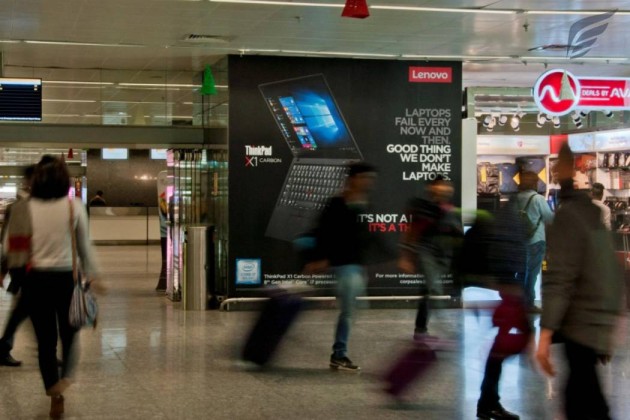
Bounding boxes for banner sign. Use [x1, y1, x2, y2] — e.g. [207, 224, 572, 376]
[228, 55, 462, 297]
[534, 69, 630, 116]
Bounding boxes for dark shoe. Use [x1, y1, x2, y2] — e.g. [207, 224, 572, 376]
[0, 353, 22, 367]
[477, 404, 520, 420]
[50, 395, 64, 419]
[329, 355, 360, 371]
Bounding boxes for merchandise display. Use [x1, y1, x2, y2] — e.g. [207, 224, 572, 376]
[497, 162, 519, 194]
[477, 162, 499, 195]
[476, 155, 549, 210]
[515, 157, 547, 194]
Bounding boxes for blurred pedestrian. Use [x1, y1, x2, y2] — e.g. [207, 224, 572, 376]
[591, 182, 612, 230]
[536, 143, 623, 420]
[306, 162, 378, 371]
[515, 171, 554, 313]
[398, 176, 462, 340]
[89, 190, 106, 207]
[475, 200, 531, 420]
[4, 156, 102, 419]
[0, 164, 35, 366]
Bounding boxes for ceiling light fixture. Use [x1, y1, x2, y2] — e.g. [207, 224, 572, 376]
[603, 110, 614, 118]
[510, 111, 526, 132]
[237, 47, 626, 64]
[526, 10, 630, 16]
[402, 54, 513, 60]
[210, 0, 342, 7]
[210, 0, 630, 16]
[371, 5, 515, 14]
[536, 113, 547, 128]
[482, 115, 497, 132]
[45, 81, 115, 86]
[571, 112, 583, 129]
[521, 55, 628, 62]
[552, 116, 561, 128]
[280, 49, 397, 58]
[117, 83, 228, 89]
[24, 40, 143, 47]
[43, 99, 97, 103]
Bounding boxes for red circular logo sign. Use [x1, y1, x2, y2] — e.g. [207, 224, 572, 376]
[533, 69, 581, 116]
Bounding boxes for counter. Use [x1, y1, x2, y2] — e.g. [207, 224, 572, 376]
[89, 206, 160, 245]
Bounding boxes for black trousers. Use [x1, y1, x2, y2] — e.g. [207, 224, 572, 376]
[478, 342, 509, 409]
[156, 236, 167, 290]
[0, 292, 29, 354]
[564, 339, 611, 420]
[22, 270, 79, 392]
[414, 288, 429, 334]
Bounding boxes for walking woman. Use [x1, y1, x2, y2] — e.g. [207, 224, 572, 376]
[4, 155, 102, 418]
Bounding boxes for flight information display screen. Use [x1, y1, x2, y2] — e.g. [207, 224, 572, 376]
[0, 78, 42, 121]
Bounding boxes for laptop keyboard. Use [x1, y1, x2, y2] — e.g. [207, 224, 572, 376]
[279, 164, 347, 210]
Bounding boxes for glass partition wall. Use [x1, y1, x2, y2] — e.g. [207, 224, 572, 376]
[166, 148, 228, 302]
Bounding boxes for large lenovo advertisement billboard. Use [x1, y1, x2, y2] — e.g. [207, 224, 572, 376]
[228, 55, 462, 297]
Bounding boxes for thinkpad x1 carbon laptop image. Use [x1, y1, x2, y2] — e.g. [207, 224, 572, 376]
[259, 74, 363, 242]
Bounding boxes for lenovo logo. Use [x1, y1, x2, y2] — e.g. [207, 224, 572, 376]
[409, 67, 452, 83]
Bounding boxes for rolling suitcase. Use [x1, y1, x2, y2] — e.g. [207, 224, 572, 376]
[242, 290, 303, 366]
[383, 341, 437, 398]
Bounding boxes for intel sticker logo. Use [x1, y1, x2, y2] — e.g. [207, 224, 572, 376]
[236, 259, 261, 285]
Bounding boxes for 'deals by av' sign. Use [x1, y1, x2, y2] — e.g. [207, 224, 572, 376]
[533, 69, 630, 116]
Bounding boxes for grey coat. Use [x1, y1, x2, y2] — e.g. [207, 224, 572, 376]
[541, 188, 623, 355]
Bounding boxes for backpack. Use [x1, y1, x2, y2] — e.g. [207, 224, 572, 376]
[457, 202, 527, 289]
[519, 193, 542, 239]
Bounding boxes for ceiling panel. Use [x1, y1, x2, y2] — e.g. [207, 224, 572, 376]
[0, 0, 628, 125]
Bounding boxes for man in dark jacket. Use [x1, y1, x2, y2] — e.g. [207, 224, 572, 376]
[307, 162, 377, 371]
[536, 143, 623, 420]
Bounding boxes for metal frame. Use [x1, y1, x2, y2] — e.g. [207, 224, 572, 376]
[219, 295, 452, 311]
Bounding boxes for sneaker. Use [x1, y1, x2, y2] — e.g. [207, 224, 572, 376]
[329, 355, 361, 371]
[0, 353, 22, 367]
[477, 404, 520, 420]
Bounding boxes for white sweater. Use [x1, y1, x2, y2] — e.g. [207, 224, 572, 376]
[28, 197, 100, 275]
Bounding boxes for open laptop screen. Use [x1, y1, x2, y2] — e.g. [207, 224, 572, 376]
[260, 75, 361, 159]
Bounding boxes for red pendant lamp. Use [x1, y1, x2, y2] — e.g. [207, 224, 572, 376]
[341, 0, 370, 19]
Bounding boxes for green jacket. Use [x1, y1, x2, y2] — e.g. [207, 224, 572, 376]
[541, 188, 623, 355]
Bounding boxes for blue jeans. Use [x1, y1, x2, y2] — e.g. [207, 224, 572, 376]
[415, 252, 445, 334]
[525, 241, 546, 307]
[332, 265, 366, 359]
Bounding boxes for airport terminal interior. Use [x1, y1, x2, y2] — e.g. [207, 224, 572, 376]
[2, 1, 630, 419]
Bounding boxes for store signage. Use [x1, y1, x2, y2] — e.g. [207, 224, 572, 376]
[408, 66, 452, 83]
[477, 135, 550, 155]
[534, 69, 630, 116]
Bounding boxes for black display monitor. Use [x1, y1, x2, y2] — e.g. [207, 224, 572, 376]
[0, 78, 42, 121]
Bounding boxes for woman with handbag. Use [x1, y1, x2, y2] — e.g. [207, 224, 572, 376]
[3, 155, 102, 419]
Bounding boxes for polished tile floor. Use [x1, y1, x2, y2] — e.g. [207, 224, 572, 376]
[0, 245, 629, 419]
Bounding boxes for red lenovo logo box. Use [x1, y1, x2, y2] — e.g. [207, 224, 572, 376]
[409, 67, 452, 83]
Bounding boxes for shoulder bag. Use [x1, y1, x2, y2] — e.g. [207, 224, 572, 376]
[68, 200, 98, 329]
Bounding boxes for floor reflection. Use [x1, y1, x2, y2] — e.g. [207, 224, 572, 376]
[0, 245, 627, 419]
